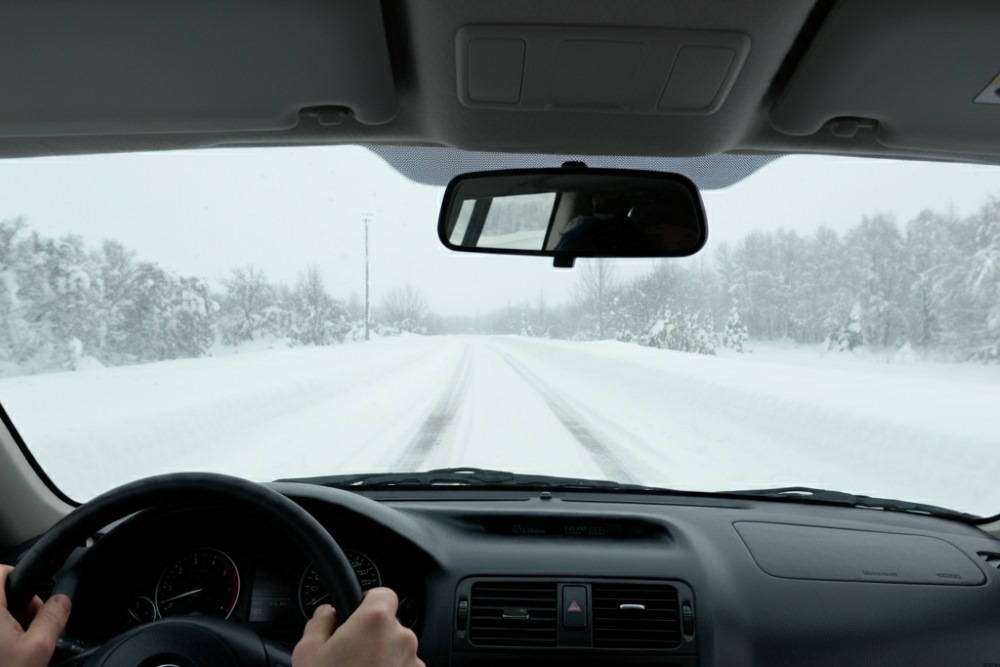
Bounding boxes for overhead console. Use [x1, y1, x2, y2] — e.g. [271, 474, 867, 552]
[771, 0, 1000, 155]
[456, 25, 748, 116]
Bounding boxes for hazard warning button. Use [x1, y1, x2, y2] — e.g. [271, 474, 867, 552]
[562, 585, 588, 629]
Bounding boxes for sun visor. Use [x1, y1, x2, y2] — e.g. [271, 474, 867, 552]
[457, 26, 749, 116]
[0, 0, 396, 137]
[771, 0, 1000, 155]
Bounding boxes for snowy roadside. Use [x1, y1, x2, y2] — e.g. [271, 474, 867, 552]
[494, 336, 1000, 514]
[0, 336, 462, 499]
[1, 334, 998, 516]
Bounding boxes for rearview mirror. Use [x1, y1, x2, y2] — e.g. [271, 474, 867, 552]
[438, 168, 707, 267]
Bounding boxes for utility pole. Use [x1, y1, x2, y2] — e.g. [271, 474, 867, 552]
[362, 211, 372, 341]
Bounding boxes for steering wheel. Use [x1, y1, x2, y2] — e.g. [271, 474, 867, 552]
[4, 473, 364, 666]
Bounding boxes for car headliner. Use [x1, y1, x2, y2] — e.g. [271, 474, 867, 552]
[0, 0, 997, 169]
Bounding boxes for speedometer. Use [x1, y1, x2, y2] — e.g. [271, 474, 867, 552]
[299, 549, 380, 618]
[156, 548, 240, 619]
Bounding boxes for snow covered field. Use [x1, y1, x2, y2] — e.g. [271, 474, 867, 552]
[1, 335, 998, 516]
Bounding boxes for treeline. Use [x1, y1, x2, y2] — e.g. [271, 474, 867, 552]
[0, 218, 218, 373]
[457, 196, 1000, 362]
[0, 218, 431, 375]
[3, 193, 998, 374]
[441, 260, 725, 356]
[714, 198, 1000, 360]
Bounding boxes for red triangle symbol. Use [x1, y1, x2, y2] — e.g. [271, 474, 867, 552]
[567, 600, 582, 613]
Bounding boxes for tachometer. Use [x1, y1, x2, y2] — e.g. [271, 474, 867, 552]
[299, 549, 380, 618]
[123, 596, 157, 629]
[155, 548, 240, 619]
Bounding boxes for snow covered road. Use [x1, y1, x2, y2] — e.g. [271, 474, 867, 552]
[1, 335, 999, 515]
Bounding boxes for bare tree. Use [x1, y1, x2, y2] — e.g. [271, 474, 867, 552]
[573, 259, 617, 339]
[220, 265, 275, 343]
[381, 284, 429, 332]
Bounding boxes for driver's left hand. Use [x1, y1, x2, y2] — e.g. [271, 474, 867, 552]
[0, 564, 72, 667]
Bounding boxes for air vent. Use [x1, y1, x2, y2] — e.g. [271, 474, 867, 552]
[469, 581, 557, 647]
[592, 583, 681, 649]
[978, 552, 1000, 569]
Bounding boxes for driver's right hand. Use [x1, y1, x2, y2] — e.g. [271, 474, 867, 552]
[292, 587, 424, 667]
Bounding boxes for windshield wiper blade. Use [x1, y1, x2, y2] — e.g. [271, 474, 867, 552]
[278, 467, 652, 491]
[721, 486, 977, 521]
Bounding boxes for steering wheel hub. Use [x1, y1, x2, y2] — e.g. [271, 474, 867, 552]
[85, 617, 262, 667]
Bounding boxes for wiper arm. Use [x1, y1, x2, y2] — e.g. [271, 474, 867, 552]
[278, 467, 651, 491]
[722, 486, 977, 521]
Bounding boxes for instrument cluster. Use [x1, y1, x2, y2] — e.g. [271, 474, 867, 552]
[68, 507, 423, 643]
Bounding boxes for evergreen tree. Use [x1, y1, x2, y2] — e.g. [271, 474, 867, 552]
[828, 301, 863, 352]
[723, 303, 749, 352]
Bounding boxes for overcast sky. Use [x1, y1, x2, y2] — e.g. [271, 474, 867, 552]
[0, 146, 997, 315]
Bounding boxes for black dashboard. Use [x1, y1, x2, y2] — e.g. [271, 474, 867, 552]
[39, 483, 1000, 665]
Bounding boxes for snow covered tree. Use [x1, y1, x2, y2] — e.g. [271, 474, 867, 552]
[164, 276, 217, 359]
[287, 266, 350, 346]
[939, 197, 1000, 361]
[0, 224, 108, 371]
[969, 199, 1000, 361]
[219, 265, 279, 344]
[0, 218, 39, 369]
[844, 215, 908, 348]
[106, 262, 217, 363]
[723, 303, 749, 352]
[904, 210, 951, 347]
[805, 226, 851, 344]
[828, 301, 863, 352]
[726, 230, 786, 340]
[640, 306, 716, 355]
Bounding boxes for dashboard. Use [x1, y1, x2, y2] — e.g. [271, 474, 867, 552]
[30, 483, 1000, 666]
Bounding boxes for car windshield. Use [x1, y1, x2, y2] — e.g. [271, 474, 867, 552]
[0, 146, 997, 515]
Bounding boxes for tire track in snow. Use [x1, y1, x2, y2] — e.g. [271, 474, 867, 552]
[390, 346, 473, 470]
[489, 345, 638, 484]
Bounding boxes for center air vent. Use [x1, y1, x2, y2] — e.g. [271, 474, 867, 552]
[592, 583, 682, 649]
[469, 581, 557, 647]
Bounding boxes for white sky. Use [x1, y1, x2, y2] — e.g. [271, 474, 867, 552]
[0, 146, 997, 315]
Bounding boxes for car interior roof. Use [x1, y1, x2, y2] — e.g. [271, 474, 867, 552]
[1, 0, 999, 167]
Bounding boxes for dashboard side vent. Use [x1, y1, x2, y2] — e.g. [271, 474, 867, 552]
[592, 583, 681, 649]
[978, 552, 1000, 569]
[469, 581, 557, 647]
